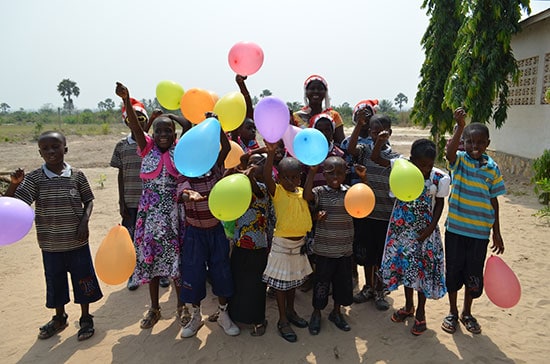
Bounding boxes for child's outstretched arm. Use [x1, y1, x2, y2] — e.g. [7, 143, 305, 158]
[5, 168, 24, 197]
[263, 142, 278, 197]
[144, 109, 163, 133]
[490, 197, 505, 254]
[446, 107, 466, 165]
[371, 130, 391, 167]
[77, 200, 93, 241]
[115, 82, 147, 151]
[167, 114, 192, 137]
[354, 164, 368, 184]
[347, 106, 373, 157]
[303, 165, 320, 202]
[217, 127, 231, 168]
[417, 197, 444, 242]
[236, 75, 254, 120]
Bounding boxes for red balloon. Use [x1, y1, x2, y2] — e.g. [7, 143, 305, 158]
[484, 255, 521, 308]
[228, 41, 264, 76]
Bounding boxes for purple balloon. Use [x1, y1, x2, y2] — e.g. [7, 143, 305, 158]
[0, 197, 35, 246]
[253, 96, 290, 143]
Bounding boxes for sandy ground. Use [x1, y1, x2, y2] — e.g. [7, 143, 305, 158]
[0, 127, 549, 364]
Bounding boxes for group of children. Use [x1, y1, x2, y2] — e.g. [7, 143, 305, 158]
[5, 74, 506, 343]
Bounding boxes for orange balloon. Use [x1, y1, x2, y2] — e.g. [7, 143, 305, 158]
[208, 90, 219, 103]
[95, 225, 136, 285]
[344, 183, 376, 218]
[180, 88, 216, 124]
[224, 140, 245, 169]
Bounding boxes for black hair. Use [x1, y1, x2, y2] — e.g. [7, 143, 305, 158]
[410, 138, 436, 160]
[306, 79, 327, 91]
[152, 115, 176, 130]
[323, 156, 347, 170]
[277, 156, 302, 175]
[38, 131, 66, 145]
[463, 122, 489, 140]
[369, 114, 392, 129]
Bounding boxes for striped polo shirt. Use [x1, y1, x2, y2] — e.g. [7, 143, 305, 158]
[356, 143, 401, 221]
[15, 164, 94, 252]
[110, 135, 143, 208]
[445, 151, 506, 239]
[311, 185, 354, 258]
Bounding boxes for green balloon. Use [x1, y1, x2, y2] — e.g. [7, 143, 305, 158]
[389, 159, 425, 202]
[208, 174, 252, 221]
[155, 80, 184, 110]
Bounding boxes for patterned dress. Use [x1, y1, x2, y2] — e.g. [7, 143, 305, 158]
[131, 138, 181, 285]
[380, 166, 450, 299]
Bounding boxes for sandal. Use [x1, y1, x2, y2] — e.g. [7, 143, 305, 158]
[38, 313, 68, 340]
[250, 320, 268, 337]
[460, 314, 482, 334]
[441, 313, 458, 334]
[177, 305, 191, 327]
[411, 319, 427, 336]
[77, 314, 95, 341]
[277, 321, 297, 343]
[391, 307, 415, 323]
[140, 308, 161, 329]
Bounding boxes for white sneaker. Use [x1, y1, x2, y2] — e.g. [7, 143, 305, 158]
[217, 306, 240, 336]
[180, 307, 204, 338]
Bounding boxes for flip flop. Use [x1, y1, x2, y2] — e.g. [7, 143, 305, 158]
[391, 307, 415, 323]
[250, 320, 268, 337]
[411, 319, 427, 336]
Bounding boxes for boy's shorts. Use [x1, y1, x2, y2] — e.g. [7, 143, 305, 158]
[445, 230, 489, 298]
[312, 255, 353, 309]
[354, 218, 388, 267]
[180, 223, 233, 304]
[42, 244, 103, 308]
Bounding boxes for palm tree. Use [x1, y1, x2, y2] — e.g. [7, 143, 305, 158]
[394, 93, 408, 112]
[0, 102, 10, 114]
[57, 79, 80, 112]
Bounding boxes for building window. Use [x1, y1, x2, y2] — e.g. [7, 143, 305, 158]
[508, 55, 539, 105]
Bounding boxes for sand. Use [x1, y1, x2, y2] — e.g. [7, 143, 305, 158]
[0, 127, 548, 364]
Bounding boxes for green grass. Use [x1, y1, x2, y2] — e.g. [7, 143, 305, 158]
[0, 123, 128, 143]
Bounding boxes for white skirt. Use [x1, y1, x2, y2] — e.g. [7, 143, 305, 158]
[262, 236, 312, 283]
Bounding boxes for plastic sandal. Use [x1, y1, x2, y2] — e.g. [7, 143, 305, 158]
[391, 307, 415, 323]
[77, 314, 95, 341]
[250, 320, 268, 336]
[140, 308, 161, 329]
[411, 319, 427, 336]
[38, 313, 68, 340]
[441, 313, 458, 334]
[460, 315, 482, 334]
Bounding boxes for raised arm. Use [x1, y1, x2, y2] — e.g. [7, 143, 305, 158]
[347, 107, 372, 157]
[371, 130, 391, 167]
[236, 75, 254, 120]
[5, 168, 24, 197]
[303, 165, 319, 202]
[217, 126, 231, 168]
[263, 142, 278, 196]
[446, 107, 466, 165]
[116, 82, 147, 150]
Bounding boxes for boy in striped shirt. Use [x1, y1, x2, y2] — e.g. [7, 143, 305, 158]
[442, 108, 506, 335]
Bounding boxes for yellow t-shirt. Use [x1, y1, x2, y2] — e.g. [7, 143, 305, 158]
[273, 184, 312, 237]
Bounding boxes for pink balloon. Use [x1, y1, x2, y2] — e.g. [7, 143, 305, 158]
[254, 96, 290, 143]
[228, 41, 264, 76]
[282, 124, 301, 157]
[0, 196, 35, 246]
[484, 255, 521, 308]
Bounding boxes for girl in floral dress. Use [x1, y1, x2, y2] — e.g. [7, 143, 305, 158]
[376, 138, 450, 336]
[116, 82, 184, 330]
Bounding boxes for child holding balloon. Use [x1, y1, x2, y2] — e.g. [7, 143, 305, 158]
[262, 142, 313, 343]
[441, 107, 506, 335]
[375, 138, 450, 336]
[177, 127, 240, 339]
[6, 131, 102, 341]
[303, 156, 367, 335]
[115, 82, 184, 330]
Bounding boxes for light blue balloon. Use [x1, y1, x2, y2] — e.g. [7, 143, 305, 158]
[293, 128, 329, 166]
[174, 117, 221, 177]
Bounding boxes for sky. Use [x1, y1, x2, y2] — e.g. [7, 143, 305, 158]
[1, 0, 548, 111]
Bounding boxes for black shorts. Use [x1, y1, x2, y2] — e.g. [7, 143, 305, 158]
[353, 218, 388, 267]
[312, 255, 353, 309]
[445, 231, 489, 299]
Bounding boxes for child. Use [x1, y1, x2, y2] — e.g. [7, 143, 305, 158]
[441, 107, 506, 335]
[115, 82, 184, 329]
[178, 125, 240, 338]
[303, 156, 367, 335]
[376, 138, 450, 336]
[347, 111, 400, 310]
[262, 142, 313, 343]
[292, 75, 346, 145]
[234, 75, 261, 152]
[228, 154, 271, 336]
[6, 131, 102, 341]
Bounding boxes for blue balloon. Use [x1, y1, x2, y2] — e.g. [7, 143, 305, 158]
[293, 128, 329, 166]
[174, 117, 221, 177]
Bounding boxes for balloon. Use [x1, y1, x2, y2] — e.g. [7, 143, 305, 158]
[282, 124, 301, 157]
[228, 41, 264, 76]
[214, 91, 246, 132]
[0, 197, 35, 246]
[208, 174, 252, 221]
[221, 220, 235, 239]
[224, 140, 245, 169]
[344, 183, 376, 218]
[174, 117, 221, 177]
[484, 255, 521, 308]
[254, 96, 290, 143]
[208, 90, 219, 103]
[293, 128, 329, 166]
[95, 225, 136, 285]
[155, 80, 184, 110]
[389, 159, 424, 201]
[180, 88, 216, 124]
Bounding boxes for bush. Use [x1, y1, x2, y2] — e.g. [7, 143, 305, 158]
[532, 149, 550, 207]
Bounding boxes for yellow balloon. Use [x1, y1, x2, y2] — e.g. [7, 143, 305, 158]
[389, 159, 425, 202]
[213, 91, 246, 132]
[224, 140, 245, 169]
[208, 174, 252, 221]
[155, 80, 184, 110]
[344, 183, 376, 218]
[95, 225, 136, 285]
[180, 88, 216, 124]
